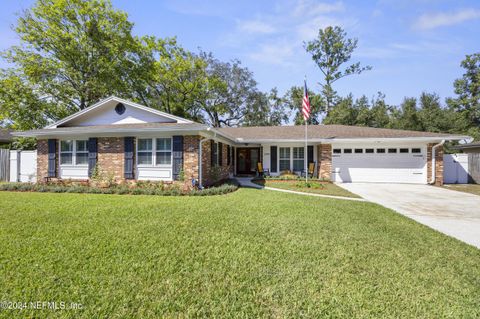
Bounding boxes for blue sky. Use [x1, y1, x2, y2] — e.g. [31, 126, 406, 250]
[1, 0, 479, 106]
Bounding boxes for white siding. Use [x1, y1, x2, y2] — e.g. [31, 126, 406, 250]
[67, 101, 176, 126]
[59, 166, 88, 179]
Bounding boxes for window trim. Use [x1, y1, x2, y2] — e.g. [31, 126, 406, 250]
[292, 146, 305, 172]
[59, 139, 88, 166]
[388, 148, 398, 153]
[279, 147, 291, 172]
[376, 148, 386, 154]
[343, 148, 353, 154]
[365, 148, 374, 154]
[136, 137, 173, 167]
[411, 148, 422, 154]
[399, 148, 409, 154]
[354, 148, 363, 154]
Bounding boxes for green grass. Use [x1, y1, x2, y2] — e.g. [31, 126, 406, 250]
[253, 179, 359, 198]
[443, 184, 480, 196]
[0, 189, 479, 318]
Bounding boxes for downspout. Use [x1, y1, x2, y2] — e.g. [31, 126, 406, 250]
[198, 128, 216, 189]
[428, 140, 445, 185]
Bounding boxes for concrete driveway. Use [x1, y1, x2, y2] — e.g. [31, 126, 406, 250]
[338, 183, 480, 249]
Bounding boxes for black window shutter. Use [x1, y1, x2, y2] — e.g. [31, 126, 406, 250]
[47, 139, 57, 177]
[124, 137, 134, 179]
[270, 146, 277, 173]
[210, 140, 215, 166]
[218, 142, 223, 166]
[172, 136, 183, 180]
[308, 145, 314, 164]
[88, 138, 98, 177]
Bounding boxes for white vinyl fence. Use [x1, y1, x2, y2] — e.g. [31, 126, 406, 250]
[443, 153, 469, 184]
[9, 150, 37, 183]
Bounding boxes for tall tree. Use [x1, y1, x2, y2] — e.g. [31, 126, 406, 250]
[284, 86, 324, 124]
[243, 88, 290, 127]
[1, 0, 150, 117]
[447, 53, 480, 140]
[304, 26, 371, 115]
[391, 97, 423, 131]
[195, 52, 259, 127]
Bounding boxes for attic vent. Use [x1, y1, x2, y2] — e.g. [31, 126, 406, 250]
[115, 103, 126, 115]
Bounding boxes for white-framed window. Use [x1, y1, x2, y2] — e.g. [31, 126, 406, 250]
[156, 138, 172, 165]
[137, 138, 172, 166]
[60, 140, 88, 166]
[279, 147, 290, 171]
[293, 147, 304, 171]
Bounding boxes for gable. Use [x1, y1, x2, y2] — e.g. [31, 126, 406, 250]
[49, 96, 193, 128]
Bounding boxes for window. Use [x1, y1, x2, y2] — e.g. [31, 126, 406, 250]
[76, 140, 88, 165]
[156, 138, 172, 165]
[60, 140, 88, 166]
[411, 148, 421, 153]
[60, 140, 73, 165]
[293, 147, 305, 171]
[376, 148, 385, 153]
[138, 138, 173, 166]
[137, 138, 153, 165]
[399, 148, 409, 153]
[333, 149, 341, 154]
[343, 148, 352, 154]
[354, 148, 363, 153]
[388, 148, 397, 153]
[365, 148, 374, 153]
[279, 147, 290, 171]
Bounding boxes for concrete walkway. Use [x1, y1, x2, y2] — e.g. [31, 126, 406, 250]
[234, 177, 366, 202]
[338, 183, 480, 249]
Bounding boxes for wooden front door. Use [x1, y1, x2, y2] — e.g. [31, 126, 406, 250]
[236, 148, 260, 175]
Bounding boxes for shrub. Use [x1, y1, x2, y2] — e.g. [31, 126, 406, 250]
[0, 179, 239, 196]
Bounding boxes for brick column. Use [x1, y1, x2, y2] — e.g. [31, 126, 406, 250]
[97, 137, 124, 181]
[427, 143, 443, 186]
[317, 144, 332, 181]
[183, 135, 200, 182]
[37, 139, 57, 182]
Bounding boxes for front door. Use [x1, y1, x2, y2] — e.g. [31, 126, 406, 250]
[237, 148, 260, 175]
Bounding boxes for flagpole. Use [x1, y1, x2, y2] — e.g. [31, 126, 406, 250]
[304, 76, 308, 184]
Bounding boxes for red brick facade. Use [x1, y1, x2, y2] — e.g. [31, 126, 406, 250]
[97, 137, 125, 181]
[317, 144, 332, 181]
[427, 143, 444, 186]
[37, 139, 57, 182]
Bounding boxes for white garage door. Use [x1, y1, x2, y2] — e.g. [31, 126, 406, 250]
[332, 146, 427, 184]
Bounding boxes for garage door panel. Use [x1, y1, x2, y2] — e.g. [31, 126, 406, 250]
[332, 151, 427, 184]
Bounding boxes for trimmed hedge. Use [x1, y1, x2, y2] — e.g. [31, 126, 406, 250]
[0, 180, 239, 196]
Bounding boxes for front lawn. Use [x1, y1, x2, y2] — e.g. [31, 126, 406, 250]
[443, 184, 480, 196]
[0, 189, 479, 318]
[253, 178, 359, 198]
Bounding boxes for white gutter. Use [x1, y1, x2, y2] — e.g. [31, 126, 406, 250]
[428, 139, 445, 185]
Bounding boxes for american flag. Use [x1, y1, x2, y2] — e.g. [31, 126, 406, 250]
[302, 80, 311, 121]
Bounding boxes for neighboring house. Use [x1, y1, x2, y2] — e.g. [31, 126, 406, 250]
[455, 142, 480, 154]
[455, 142, 480, 184]
[0, 129, 13, 145]
[15, 96, 469, 187]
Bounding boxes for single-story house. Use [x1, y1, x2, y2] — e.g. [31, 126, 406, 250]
[15, 96, 470, 187]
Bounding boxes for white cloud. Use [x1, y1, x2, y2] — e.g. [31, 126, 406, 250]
[414, 8, 480, 30]
[248, 41, 295, 65]
[296, 16, 344, 41]
[293, 1, 345, 17]
[237, 20, 276, 34]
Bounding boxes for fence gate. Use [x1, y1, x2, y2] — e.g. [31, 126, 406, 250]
[443, 154, 469, 184]
[469, 154, 480, 184]
[0, 149, 9, 181]
[9, 150, 37, 182]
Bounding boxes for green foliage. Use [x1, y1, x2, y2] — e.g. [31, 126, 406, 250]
[0, 180, 238, 196]
[304, 26, 371, 114]
[284, 86, 324, 124]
